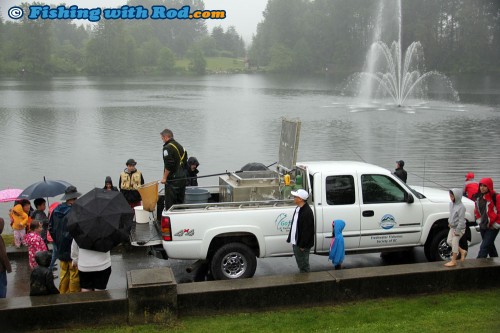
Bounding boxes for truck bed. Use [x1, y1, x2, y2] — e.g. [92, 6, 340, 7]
[130, 219, 162, 246]
[130, 199, 295, 247]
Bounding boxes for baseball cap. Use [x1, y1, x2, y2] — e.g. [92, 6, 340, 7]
[291, 189, 309, 200]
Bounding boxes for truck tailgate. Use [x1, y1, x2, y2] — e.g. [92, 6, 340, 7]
[130, 220, 162, 246]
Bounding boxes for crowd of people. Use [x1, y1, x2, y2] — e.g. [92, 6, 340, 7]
[1, 139, 498, 296]
[0, 128, 200, 298]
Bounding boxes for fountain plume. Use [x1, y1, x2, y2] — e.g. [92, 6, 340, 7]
[347, 0, 459, 108]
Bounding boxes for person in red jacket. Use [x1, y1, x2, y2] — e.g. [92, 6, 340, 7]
[459, 172, 479, 256]
[474, 177, 500, 258]
[463, 172, 479, 200]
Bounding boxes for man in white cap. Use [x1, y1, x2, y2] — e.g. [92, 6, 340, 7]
[286, 189, 315, 273]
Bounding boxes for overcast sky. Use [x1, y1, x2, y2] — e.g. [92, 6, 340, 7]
[1, 0, 268, 43]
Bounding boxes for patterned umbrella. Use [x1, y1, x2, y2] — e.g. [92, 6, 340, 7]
[0, 188, 23, 203]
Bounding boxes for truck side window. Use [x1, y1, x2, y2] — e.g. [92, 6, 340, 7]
[361, 174, 406, 204]
[326, 175, 355, 205]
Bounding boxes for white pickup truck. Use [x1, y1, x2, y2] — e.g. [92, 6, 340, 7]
[131, 160, 481, 280]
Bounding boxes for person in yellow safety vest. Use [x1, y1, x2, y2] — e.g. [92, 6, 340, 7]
[119, 159, 145, 209]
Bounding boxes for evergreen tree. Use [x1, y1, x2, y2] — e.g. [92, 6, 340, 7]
[159, 47, 176, 73]
[19, 2, 52, 75]
[85, 20, 136, 75]
[187, 46, 206, 74]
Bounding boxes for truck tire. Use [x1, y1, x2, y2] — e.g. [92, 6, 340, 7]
[426, 229, 451, 261]
[210, 242, 257, 280]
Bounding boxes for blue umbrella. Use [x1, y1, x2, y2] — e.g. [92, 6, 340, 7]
[18, 177, 72, 200]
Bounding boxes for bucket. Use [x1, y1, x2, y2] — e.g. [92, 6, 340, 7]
[137, 181, 159, 212]
[134, 206, 154, 224]
[185, 188, 210, 204]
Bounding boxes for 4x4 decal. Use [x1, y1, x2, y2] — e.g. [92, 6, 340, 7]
[175, 229, 195, 237]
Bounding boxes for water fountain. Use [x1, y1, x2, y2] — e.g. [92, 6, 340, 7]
[346, 0, 459, 110]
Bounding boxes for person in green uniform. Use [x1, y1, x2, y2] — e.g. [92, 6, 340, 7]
[160, 129, 188, 211]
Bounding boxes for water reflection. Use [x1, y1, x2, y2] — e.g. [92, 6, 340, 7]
[0, 74, 499, 218]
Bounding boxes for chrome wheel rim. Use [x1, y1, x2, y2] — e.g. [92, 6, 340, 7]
[221, 251, 247, 279]
[438, 239, 452, 261]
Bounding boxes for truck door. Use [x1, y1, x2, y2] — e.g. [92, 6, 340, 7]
[320, 174, 361, 253]
[358, 174, 423, 248]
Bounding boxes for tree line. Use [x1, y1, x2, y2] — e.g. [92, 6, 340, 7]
[0, 0, 245, 76]
[248, 0, 499, 74]
[1, 0, 498, 76]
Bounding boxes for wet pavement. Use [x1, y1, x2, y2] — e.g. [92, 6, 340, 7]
[5, 238, 499, 298]
[5, 244, 186, 298]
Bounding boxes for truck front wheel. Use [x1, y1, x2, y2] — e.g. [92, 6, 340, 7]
[426, 229, 451, 261]
[210, 243, 257, 280]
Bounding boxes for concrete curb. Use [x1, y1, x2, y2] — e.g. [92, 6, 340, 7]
[5, 246, 30, 259]
[177, 259, 500, 316]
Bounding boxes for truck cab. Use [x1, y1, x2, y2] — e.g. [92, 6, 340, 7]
[302, 161, 478, 260]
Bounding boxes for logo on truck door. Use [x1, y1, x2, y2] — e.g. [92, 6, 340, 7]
[380, 214, 397, 230]
[175, 229, 195, 237]
[275, 213, 291, 232]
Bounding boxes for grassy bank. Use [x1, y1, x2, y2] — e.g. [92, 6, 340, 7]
[64, 288, 500, 333]
[176, 56, 247, 74]
[2, 234, 13, 246]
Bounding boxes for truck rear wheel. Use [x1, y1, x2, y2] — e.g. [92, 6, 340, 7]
[426, 229, 451, 261]
[210, 243, 257, 280]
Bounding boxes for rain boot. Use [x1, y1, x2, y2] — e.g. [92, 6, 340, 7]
[459, 247, 467, 262]
[445, 253, 457, 267]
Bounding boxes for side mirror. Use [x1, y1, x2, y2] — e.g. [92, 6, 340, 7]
[406, 193, 414, 204]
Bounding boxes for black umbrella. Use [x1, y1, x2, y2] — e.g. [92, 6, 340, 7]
[18, 177, 72, 200]
[67, 188, 134, 252]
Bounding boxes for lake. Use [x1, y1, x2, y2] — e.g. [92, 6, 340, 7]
[1, 73, 499, 220]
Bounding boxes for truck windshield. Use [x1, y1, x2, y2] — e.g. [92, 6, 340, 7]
[404, 184, 426, 199]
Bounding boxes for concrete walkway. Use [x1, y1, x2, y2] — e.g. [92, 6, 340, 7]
[5, 236, 499, 298]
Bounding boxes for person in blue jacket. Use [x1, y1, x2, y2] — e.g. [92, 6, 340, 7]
[329, 220, 346, 270]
